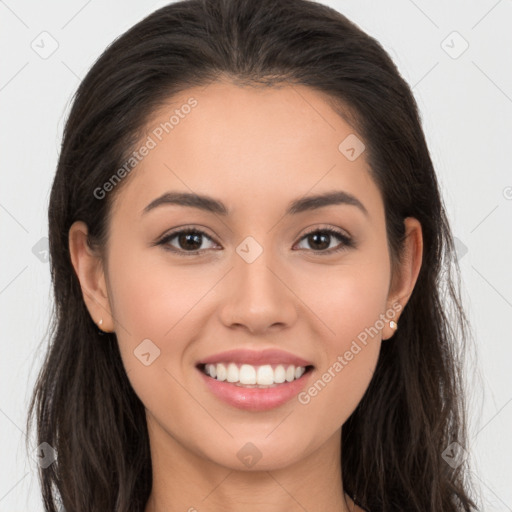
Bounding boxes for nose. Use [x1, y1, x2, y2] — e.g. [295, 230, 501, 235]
[218, 244, 298, 335]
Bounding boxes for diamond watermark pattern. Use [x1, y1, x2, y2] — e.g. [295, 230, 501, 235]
[453, 237, 468, 261]
[32, 237, 50, 263]
[441, 441, 468, 469]
[134, 338, 161, 366]
[338, 134, 366, 161]
[237, 442, 262, 468]
[441, 31, 469, 59]
[34, 442, 57, 469]
[31, 31, 59, 59]
[236, 236, 263, 264]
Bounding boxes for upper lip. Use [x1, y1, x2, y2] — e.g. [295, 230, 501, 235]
[197, 348, 314, 368]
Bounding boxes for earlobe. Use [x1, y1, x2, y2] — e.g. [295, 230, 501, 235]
[383, 217, 423, 340]
[68, 220, 114, 333]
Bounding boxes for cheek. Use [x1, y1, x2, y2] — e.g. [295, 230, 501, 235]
[107, 252, 204, 419]
[108, 247, 212, 341]
[106, 248, 193, 379]
[304, 257, 390, 348]
[107, 247, 226, 402]
[296, 262, 389, 422]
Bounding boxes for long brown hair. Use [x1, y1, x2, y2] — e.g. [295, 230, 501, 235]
[27, 0, 478, 510]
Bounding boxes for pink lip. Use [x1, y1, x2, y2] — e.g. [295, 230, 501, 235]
[197, 348, 314, 367]
[197, 366, 314, 411]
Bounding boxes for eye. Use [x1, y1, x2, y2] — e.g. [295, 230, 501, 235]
[156, 225, 354, 256]
[294, 227, 354, 254]
[157, 227, 219, 255]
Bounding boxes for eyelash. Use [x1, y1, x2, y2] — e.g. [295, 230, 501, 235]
[156, 225, 355, 256]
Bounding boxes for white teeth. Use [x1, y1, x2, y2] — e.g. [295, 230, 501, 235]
[256, 365, 274, 385]
[215, 363, 226, 381]
[202, 362, 308, 386]
[226, 363, 239, 383]
[274, 365, 286, 384]
[239, 364, 256, 384]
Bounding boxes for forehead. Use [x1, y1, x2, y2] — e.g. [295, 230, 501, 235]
[110, 80, 383, 222]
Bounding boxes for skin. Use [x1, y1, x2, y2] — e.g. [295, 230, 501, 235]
[69, 80, 423, 512]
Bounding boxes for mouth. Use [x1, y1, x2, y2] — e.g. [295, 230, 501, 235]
[195, 361, 315, 411]
[196, 362, 315, 388]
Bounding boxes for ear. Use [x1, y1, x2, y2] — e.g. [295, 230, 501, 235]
[68, 220, 114, 332]
[382, 217, 423, 340]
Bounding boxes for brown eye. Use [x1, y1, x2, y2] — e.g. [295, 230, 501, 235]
[176, 232, 203, 251]
[158, 228, 218, 254]
[295, 228, 354, 253]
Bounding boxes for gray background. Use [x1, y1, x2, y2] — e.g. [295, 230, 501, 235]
[1, 0, 511, 510]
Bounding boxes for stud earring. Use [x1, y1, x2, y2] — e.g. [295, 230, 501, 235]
[97, 318, 108, 334]
[389, 320, 398, 330]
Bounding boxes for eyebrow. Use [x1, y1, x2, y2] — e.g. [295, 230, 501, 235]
[142, 190, 368, 217]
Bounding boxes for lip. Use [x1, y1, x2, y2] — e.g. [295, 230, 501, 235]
[197, 365, 314, 411]
[196, 348, 314, 367]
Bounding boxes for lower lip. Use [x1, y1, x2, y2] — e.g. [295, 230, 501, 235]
[197, 367, 314, 411]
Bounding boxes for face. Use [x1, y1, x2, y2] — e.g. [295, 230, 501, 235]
[72, 80, 421, 472]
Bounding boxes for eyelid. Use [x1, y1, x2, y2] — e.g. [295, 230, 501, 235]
[299, 224, 351, 241]
[155, 225, 220, 253]
[294, 225, 354, 253]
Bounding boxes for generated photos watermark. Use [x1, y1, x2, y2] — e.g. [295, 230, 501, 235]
[93, 97, 198, 200]
[297, 302, 402, 405]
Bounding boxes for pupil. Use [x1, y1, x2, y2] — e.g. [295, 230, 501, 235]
[180, 233, 201, 250]
[310, 233, 329, 250]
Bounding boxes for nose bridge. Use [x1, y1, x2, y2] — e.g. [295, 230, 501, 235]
[218, 233, 297, 332]
[235, 233, 283, 304]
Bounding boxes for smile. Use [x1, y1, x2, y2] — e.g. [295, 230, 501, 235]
[196, 363, 314, 411]
[200, 362, 309, 387]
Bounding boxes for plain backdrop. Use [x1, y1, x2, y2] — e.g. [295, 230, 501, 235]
[1, 0, 511, 510]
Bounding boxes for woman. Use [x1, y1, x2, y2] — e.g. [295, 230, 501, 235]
[26, 0, 478, 510]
